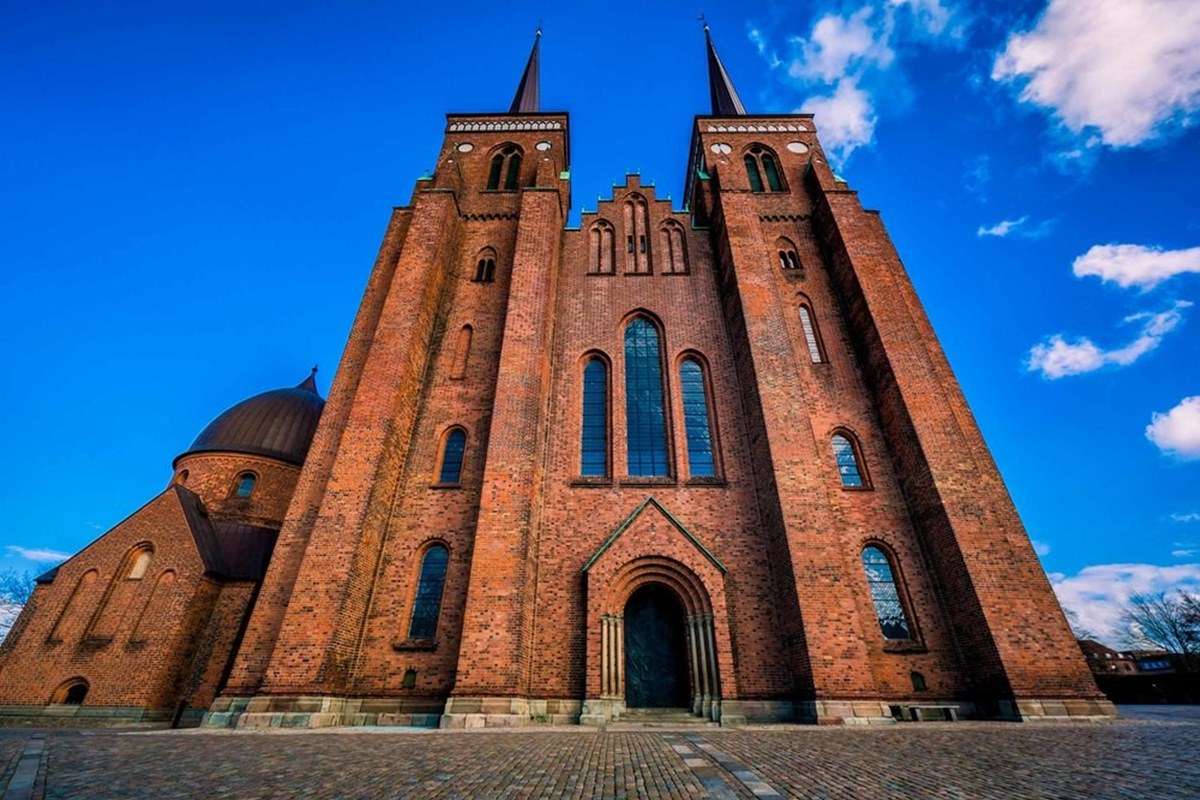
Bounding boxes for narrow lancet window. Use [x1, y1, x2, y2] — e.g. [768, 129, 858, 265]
[832, 433, 865, 487]
[624, 318, 669, 476]
[581, 358, 608, 477]
[439, 429, 466, 484]
[798, 306, 824, 363]
[680, 358, 716, 477]
[745, 154, 764, 193]
[862, 546, 913, 640]
[408, 544, 449, 640]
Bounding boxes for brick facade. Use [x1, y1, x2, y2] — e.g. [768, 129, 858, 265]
[0, 36, 1113, 729]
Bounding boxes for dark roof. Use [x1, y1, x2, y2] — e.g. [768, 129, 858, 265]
[509, 29, 541, 113]
[704, 25, 747, 116]
[175, 486, 278, 581]
[176, 369, 325, 467]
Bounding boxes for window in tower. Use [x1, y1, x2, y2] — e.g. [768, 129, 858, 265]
[862, 545, 913, 641]
[472, 247, 497, 283]
[831, 431, 868, 488]
[680, 357, 717, 478]
[581, 356, 609, 477]
[744, 154, 764, 193]
[451, 325, 472, 379]
[798, 303, 825, 363]
[407, 543, 449, 640]
[486, 144, 523, 191]
[234, 472, 257, 498]
[624, 316, 670, 477]
[776, 237, 801, 273]
[437, 428, 467, 485]
[745, 145, 785, 193]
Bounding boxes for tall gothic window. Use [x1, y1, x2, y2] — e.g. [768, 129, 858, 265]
[438, 428, 467, 484]
[581, 357, 608, 477]
[623, 194, 650, 274]
[473, 256, 496, 283]
[408, 544, 450, 640]
[798, 304, 825, 363]
[487, 144, 522, 191]
[658, 221, 689, 274]
[589, 220, 616, 274]
[680, 357, 716, 477]
[624, 317, 669, 476]
[745, 144, 784, 192]
[861, 546, 913, 640]
[831, 432, 866, 488]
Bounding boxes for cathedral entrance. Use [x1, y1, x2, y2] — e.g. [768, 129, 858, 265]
[623, 583, 690, 708]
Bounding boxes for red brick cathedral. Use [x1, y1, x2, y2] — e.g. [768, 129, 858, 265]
[0, 29, 1114, 728]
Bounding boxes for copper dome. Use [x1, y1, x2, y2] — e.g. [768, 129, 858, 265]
[176, 369, 325, 467]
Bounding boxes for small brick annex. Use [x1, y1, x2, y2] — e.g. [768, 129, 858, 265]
[0, 29, 1114, 728]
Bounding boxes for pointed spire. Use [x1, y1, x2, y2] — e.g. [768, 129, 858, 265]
[703, 20, 747, 116]
[509, 26, 541, 114]
[297, 366, 319, 394]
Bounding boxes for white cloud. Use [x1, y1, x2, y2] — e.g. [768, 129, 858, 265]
[1073, 243, 1200, 291]
[978, 217, 1027, 238]
[1026, 301, 1191, 378]
[751, 1, 965, 165]
[801, 78, 877, 162]
[992, 0, 1200, 147]
[1171, 512, 1200, 523]
[5, 546, 69, 564]
[1032, 539, 1052, 557]
[790, 7, 893, 82]
[1174, 548, 1198, 558]
[1146, 395, 1200, 459]
[1050, 562, 1200, 647]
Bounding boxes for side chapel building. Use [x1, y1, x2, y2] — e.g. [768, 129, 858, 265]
[0, 28, 1115, 727]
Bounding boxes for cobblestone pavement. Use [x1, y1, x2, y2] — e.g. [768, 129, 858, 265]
[1, 716, 1197, 799]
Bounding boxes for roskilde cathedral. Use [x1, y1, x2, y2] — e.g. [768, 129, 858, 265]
[0, 29, 1115, 728]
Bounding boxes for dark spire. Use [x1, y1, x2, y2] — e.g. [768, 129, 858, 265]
[703, 21, 747, 116]
[509, 27, 541, 114]
[297, 366, 318, 394]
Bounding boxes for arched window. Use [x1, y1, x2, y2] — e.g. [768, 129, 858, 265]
[438, 428, 467, 485]
[744, 154, 764, 193]
[126, 547, 153, 580]
[624, 317, 669, 476]
[234, 472, 256, 498]
[176, 469, 189, 485]
[831, 432, 867, 488]
[581, 357, 608, 477]
[408, 544, 449, 640]
[658, 221, 689, 274]
[52, 677, 89, 705]
[47, 569, 98, 643]
[623, 194, 650, 274]
[131, 570, 175, 642]
[680, 357, 716, 477]
[861, 546, 913, 640]
[776, 237, 801, 272]
[486, 144, 523, 191]
[746, 145, 784, 192]
[473, 257, 495, 282]
[589, 220, 615, 274]
[798, 304, 825, 363]
[451, 325, 472, 379]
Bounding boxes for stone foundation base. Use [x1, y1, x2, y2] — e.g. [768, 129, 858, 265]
[1001, 697, 1118, 722]
[439, 697, 582, 728]
[204, 695, 444, 729]
[718, 700, 796, 727]
[0, 704, 178, 729]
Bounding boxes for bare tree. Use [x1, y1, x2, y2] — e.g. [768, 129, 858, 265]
[1121, 592, 1200, 670]
[1063, 607, 1097, 641]
[0, 568, 33, 605]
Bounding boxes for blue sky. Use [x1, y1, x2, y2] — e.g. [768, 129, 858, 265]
[1, 0, 1197, 644]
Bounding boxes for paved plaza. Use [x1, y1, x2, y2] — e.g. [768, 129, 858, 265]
[1, 708, 1198, 799]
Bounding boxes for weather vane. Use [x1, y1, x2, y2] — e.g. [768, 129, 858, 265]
[698, 12, 709, 31]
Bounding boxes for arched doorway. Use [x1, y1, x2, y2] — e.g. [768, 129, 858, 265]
[624, 583, 690, 708]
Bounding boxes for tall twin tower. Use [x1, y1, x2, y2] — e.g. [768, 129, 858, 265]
[0, 29, 1112, 728]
